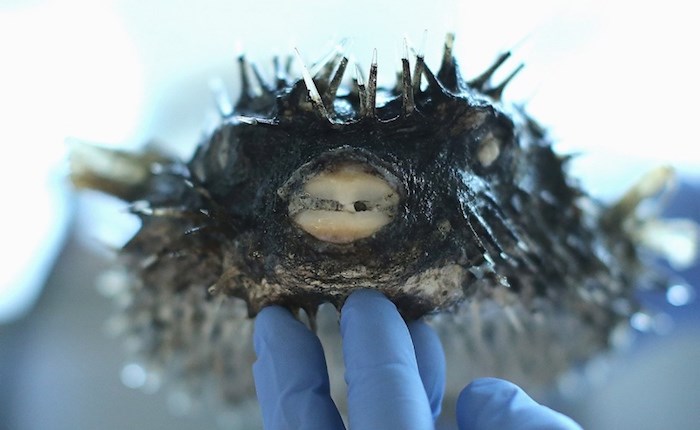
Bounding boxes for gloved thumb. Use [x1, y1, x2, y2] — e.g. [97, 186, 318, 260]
[456, 378, 582, 430]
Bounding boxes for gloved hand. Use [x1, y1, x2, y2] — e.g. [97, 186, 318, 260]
[253, 289, 582, 429]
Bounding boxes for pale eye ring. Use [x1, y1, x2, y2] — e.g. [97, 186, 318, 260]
[477, 132, 502, 167]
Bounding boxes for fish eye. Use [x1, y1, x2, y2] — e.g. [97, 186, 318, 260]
[477, 132, 501, 167]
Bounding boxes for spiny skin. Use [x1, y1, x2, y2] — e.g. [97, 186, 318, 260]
[74, 36, 650, 412]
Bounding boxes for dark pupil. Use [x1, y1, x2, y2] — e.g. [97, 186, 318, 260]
[354, 201, 368, 212]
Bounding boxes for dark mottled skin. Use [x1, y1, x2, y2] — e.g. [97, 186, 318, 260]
[71, 38, 660, 412]
[118, 47, 639, 330]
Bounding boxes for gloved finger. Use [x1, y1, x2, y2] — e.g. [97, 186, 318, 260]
[407, 320, 446, 420]
[456, 377, 582, 430]
[253, 306, 345, 430]
[341, 290, 433, 430]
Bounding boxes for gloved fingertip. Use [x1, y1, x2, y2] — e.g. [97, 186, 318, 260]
[456, 378, 582, 430]
[253, 306, 324, 365]
[340, 289, 401, 339]
[342, 289, 391, 314]
[253, 306, 296, 353]
[340, 290, 434, 429]
[253, 306, 345, 430]
[406, 320, 443, 355]
[407, 320, 446, 420]
[255, 305, 295, 330]
[461, 377, 517, 398]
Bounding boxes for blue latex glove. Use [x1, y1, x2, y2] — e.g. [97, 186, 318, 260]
[253, 290, 582, 429]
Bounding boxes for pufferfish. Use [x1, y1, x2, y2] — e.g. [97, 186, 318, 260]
[70, 34, 697, 417]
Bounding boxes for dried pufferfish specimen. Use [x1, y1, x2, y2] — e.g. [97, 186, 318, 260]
[71, 35, 697, 414]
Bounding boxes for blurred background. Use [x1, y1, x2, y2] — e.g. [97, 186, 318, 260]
[1, 0, 698, 428]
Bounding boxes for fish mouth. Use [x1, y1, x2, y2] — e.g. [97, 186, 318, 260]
[279, 150, 402, 244]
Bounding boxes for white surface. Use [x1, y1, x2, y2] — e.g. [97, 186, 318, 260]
[0, 0, 143, 321]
